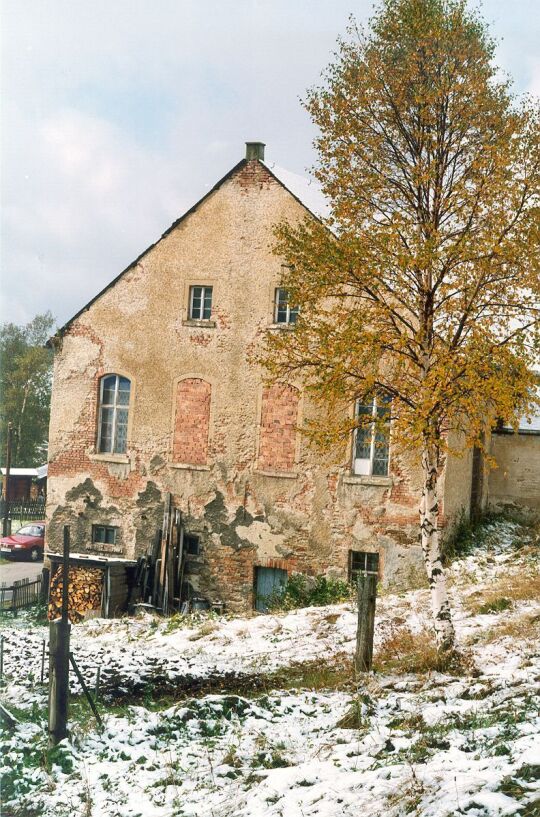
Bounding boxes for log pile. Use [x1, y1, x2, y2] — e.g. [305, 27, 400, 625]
[48, 565, 104, 623]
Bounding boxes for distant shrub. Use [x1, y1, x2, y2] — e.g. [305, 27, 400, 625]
[266, 573, 351, 611]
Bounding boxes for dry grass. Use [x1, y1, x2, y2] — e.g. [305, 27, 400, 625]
[465, 571, 540, 615]
[275, 657, 353, 692]
[469, 611, 540, 646]
[188, 621, 219, 641]
[373, 627, 470, 675]
[386, 767, 425, 814]
[335, 692, 375, 729]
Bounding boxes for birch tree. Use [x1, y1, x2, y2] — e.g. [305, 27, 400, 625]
[261, 0, 540, 651]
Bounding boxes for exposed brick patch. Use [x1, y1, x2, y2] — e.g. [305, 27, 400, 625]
[258, 384, 300, 472]
[233, 159, 278, 193]
[173, 378, 211, 465]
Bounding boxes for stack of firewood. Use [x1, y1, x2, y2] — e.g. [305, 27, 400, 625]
[48, 565, 104, 622]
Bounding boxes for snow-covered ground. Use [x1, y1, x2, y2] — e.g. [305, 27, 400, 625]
[1, 519, 539, 816]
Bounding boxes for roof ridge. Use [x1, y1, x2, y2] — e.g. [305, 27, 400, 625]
[49, 155, 329, 344]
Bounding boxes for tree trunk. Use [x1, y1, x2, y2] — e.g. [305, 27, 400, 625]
[419, 444, 455, 651]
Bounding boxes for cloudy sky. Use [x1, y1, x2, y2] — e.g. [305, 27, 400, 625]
[2, 0, 539, 329]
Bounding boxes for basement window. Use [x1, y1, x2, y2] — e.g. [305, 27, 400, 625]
[92, 525, 118, 545]
[349, 550, 379, 584]
[274, 288, 299, 324]
[184, 534, 200, 556]
[353, 395, 391, 476]
[189, 286, 213, 320]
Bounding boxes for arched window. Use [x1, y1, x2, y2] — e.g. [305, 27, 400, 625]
[97, 375, 131, 454]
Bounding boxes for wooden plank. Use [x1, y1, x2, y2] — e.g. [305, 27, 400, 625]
[158, 493, 171, 609]
[69, 652, 103, 729]
[0, 702, 19, 729]
[166, 508, 177, 610]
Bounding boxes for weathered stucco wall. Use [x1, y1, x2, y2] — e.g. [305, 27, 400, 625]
[440, 437, 475, 531]
[489, 433, 540, 511]
[46, 157, 467, 611]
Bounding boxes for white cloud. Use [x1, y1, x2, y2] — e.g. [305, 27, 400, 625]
[1, 0, 539, 326]
[1, 107, 190, 325]
[526, 61, 540, 97]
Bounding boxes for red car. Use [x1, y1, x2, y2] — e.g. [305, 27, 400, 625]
[0, 521, 45, 562]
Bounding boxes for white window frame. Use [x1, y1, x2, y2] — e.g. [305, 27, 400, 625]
[97, 374, 131, 455]
[353, 395, 390, 476]
[189, 285, 213, 320]
[274, 288, 299, 324]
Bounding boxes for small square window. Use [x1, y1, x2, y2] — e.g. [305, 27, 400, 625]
[185, 534, 200, 556]
[349, 550, 379, 584]
[92, 525, 118, 545]
[189, 286, 213, 320]
[274, 288, 299, 324]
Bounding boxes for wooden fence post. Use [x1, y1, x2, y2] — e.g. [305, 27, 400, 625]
[355, 573, 377, 674]
[48, 526, 71, 745]
[41, 567, 50, 605]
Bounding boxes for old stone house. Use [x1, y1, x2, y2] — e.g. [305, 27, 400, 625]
[46, 141, 525, 613]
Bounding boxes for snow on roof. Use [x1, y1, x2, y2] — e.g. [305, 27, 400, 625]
[0, 468, 38, 477]
[263, 161, 331, 222]
[46, 551, 137, 564]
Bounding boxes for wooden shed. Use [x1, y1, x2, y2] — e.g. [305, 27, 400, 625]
[46, 552, 138, 622]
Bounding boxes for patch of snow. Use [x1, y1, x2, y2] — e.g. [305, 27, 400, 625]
[263, 162, 331, 222]
[1, 519, 539, 816]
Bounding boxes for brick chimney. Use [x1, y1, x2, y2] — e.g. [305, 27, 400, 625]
[245, 142, 265, 161]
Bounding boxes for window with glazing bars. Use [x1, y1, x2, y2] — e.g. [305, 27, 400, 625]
[353, 395, 391, 476]
[97, 374, 131, 454]
[274, 288, 299, 324]
[189, 286, 213, 320]
[349, 550, 379, 584]
[92, 525, 118, 545]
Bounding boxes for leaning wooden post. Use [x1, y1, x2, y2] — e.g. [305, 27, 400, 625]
[355, 573, 378, 674]
[48, 526, 71, 746]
